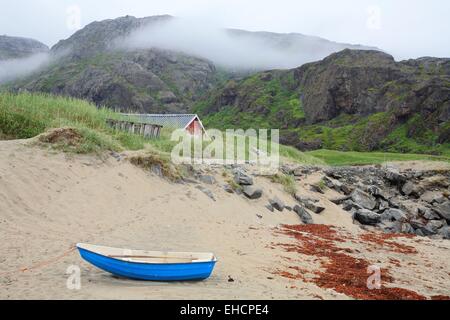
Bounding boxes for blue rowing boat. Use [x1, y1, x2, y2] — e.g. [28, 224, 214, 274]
[76, 243, 217, 281]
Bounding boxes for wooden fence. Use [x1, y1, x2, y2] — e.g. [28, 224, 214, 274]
[106, 119, 163, 139]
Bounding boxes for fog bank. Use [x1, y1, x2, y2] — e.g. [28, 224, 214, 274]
[0, 53, 50, 83]
[119, 18, 372, 70]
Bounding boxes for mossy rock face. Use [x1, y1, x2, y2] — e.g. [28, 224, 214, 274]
[11, 49, 216, 114]
[199, 50, 450, 155]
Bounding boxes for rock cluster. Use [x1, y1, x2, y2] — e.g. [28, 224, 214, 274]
[322, 166, 450, 239]
[233, 168, 263, 200]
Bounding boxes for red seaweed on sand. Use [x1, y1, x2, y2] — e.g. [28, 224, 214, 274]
[273, 224, 427, 300]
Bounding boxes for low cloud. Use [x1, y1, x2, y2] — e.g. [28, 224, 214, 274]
[118, 18, 368, 70]
[0, 53, 50, 83]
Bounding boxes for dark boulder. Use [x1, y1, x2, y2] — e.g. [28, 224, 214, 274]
[433, 201, 450, 221]
[426, 220, 446, 233]
[234, 171, 254, 186]
[310, 184, 325, 194]
[323, 176, 343, 191]
[402, 181, 424, 198]
[380, 221, 402, 234]
[269, 197, 285, 212]
[380, 208, 407, 223]
[384, 169, 407, 185]
[354, 209, 381, 226]
[439, 226, 450, 240]
[401, 222, 415, 234]
[410, 218, 441, 236]
[295, 194, 324, 213]
[410, 218, 427, 230]
[342, 200, 361, 212]
[341, 184, 354, 195]
[243, 186, 263, 200]
[418, 207, 441, 220]
[223, 184, 235, 194]
[294, 194, 319, 204]
[367, 185, 382, 197]
[351, 189, 377, 210]
[377, 199, 390, 212]
[304, 201, 325, 214]
[294, 205, 314, 224]
[330, 195, 351, 205]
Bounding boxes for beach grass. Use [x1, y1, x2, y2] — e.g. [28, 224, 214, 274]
[0, 91, 148, 153]
[0, 91, 324, 165]
[307, 149, 450, 166]
[270, 173, 298, 195]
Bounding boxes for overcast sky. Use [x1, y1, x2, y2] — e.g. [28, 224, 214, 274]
[1, 0, 449, 60]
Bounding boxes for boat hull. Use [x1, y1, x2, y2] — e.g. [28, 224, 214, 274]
[77, 247, 217, 281]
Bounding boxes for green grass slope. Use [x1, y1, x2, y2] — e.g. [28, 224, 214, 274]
[0, 92, 146, 153]
[1, 92, 447, 166]
[307, 149, 450, 166]
[0, 92, 323, 165]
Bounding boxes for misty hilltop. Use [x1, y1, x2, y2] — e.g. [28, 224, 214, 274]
[50, 15, 377, 69]
[7, 15, 217, 113]
[0, 35, 49, 61]
[115, 16, 379, 70]
[0, 36, 50, 83]
[4, 15, 378, 113]
[51, 15, 172, 60]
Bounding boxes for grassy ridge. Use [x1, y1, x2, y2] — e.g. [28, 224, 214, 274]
[0, 92, 323, 165]
[1, 92, 448, 166]
[0, 92, 146, 153]
[0, 92, 322, 165]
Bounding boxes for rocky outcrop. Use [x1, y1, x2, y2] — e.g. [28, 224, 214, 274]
[295, 50, 401, 123]
[199, 49, 450, 153]
[51, 15, 171, 60]
[0, 35, 48, 60]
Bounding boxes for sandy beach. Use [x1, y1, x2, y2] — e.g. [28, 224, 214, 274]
[1, 139, 449, 300]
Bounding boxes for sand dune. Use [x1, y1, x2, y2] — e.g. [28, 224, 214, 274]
[0, 139, 449, 299]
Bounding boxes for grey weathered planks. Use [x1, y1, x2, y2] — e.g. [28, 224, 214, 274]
[106, 119, 162, 139]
